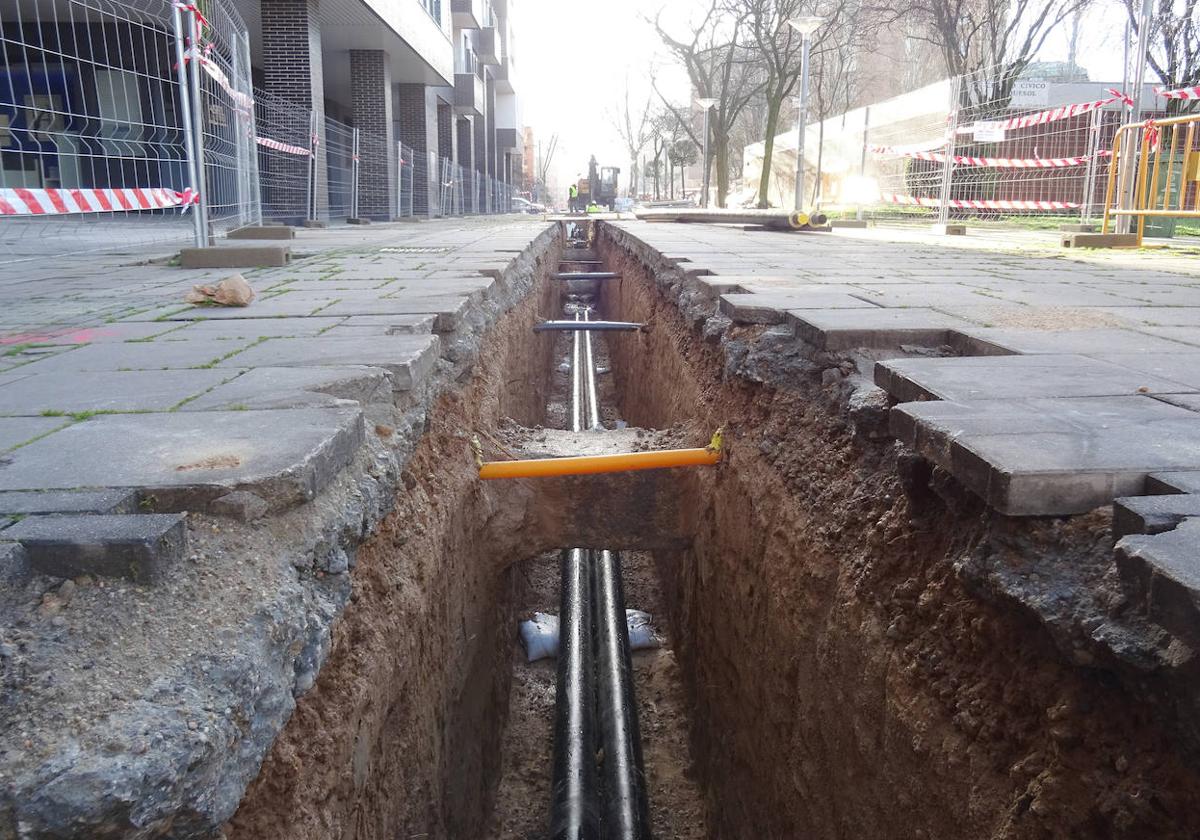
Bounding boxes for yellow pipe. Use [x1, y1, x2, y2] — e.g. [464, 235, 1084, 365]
[479, 446, 721, 480]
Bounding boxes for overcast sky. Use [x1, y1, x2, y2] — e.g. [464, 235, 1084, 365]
[515, 0, 1136, 198]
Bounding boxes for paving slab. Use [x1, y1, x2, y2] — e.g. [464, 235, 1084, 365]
[326, 314, 436, 333]
[213, 334, 440, 391]
[0, 407, 365, 511]
[0, 322, 175, 345]
[0, 369, 233, 415]
[1094, 353, 1200, 390]
[1113, 494, 1200, 539]
[954, 327, 1196, 356]
[314, 295, 471, 331]
[718, 291, 878, 324]
[787, 308, 976, 350]
[875, 354, 1195, 402]
[1115, 518, 1200, 644]
[1147, 471, 1200, 494]
[891, 396, 1200, 515]
[186, 366, 393, 410]
[0, 416, 69, 451]
[4, 513, 187, 582]
[0, 488, 138, 516]
[161, 317, 345, 339]
[10, 339, 256, 373]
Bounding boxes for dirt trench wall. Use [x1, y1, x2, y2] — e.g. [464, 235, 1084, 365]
[226, 234, 564, 840]
[597, 224, 1200, 840]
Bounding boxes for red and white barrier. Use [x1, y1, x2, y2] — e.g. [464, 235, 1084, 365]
[256, 136, 310, 156]
[1156, 85, 1200, 101]
[880, 194, 1081, 210]
[993, 89, 1132, 130]
[0, 187, 194, 216]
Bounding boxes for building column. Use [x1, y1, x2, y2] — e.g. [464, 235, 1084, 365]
[457, 117, 475, 211]
[261, 0, 326, 222]
[350, 50, 396, 220]
[396, 84, 439, 217]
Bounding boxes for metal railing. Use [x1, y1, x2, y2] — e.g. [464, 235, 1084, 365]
[1102, 113, 1200, 244]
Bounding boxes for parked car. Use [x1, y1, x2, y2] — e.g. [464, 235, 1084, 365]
[512, 197, 546, 214]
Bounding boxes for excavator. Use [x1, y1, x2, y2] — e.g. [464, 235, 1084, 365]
[570, 156, 619, 212]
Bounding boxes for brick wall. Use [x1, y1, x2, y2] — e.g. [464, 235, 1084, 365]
[261, 0, 327, 220]
[350, 49, 395, 220]
[396, 84, 438, 215]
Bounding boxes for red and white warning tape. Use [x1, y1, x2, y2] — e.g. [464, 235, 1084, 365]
[994, 89, 1132, 130]
[870, 139, 946, 156]
[256, 136, 311, 156]
[875, 148, 1096, 168]
[1156, 85, 1200, 100]
[879, 194, 1081, 210]
[0, 187, 195, 216]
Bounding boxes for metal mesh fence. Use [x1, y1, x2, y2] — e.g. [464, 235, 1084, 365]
[397, 141, 415, 217]
[324, 116, 354, 222]
[0, 0, 194, 258]
[254, 86, 310, 224]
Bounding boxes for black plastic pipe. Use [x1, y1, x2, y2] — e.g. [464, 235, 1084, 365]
[555, 272, 621, 280]
[593, 549, 652, 839]
[550, 547, 601, 840]
[534, 321, 644, 333]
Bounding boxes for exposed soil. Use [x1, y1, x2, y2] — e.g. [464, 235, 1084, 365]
[598, 224, 1200, 839]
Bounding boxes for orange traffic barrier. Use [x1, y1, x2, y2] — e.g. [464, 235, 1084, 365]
[475, 429, 724, 480]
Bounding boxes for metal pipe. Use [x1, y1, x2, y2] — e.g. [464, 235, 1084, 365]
[593, 549, 652, 839]
[570, 311, 583, 433]
[583, 312, 601, 430]
[549, 548, 601, 840]
[556, 272, 621, 280]
[535, 321, 645, 333]
[479, 446, 721, 480]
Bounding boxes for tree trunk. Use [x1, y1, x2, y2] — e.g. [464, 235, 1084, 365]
[714, 132, 730, 207]
[757, 97, 783, 209]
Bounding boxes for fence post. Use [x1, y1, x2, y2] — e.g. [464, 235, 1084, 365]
[858, 105, 871, 222]
[184, 9, 212, 243]
[1080, 104, 1104, 222]
[936, 76, 962, 229]
[351, 128, 360, 220]
[170, 4, 205, 248]
[242, 33, 263, 226]
[305, 110, 317, 222]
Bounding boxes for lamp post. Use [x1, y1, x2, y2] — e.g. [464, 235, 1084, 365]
[696, 97, 717, 207]
[787, 15, 822, 213]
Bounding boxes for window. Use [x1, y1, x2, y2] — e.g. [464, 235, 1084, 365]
[419, 0, 441, 24]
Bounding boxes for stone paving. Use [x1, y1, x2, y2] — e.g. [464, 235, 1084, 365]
[612, 219, 1200, 643]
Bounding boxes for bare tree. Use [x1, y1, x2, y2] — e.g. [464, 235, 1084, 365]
[653, 1, 763, 206]
[1122, 0, 1200, 110]
[890, 0, 1094, 108]
[609, 80, 656, 197]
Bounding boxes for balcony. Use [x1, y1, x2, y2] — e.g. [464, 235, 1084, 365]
[494, 56, 513, 94]
[496, 128, 518, 150]
[477, 25, 499, 65]
[451, 0, 481, 29]
[454, 72, 484, 116]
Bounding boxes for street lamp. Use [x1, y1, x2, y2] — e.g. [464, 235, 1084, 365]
[787, 15, 822, 213]
[696, 97, 717, 207]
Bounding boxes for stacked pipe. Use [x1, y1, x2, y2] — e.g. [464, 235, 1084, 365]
[633, 207, 828, 229]
[549, 270, 653, 840]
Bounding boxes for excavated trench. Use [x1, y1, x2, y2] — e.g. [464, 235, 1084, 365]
[228, 222, 1200, 840]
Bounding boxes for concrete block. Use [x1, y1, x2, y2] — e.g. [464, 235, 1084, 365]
[788, 308, 971, 351]
[1061, 232, 1139, 249]
[932, 224, 966, 236]
[227, 225, 295, 240]
[830, 219, 868, 228]
[302, 220, 328, 229]
[0, 489, 138, 516]
[346, 218, 372, 225]
[1059, 223, 1096, 233]
[892, 396, 1200, 516]
[1114, 494, 1200, 539]
[5, 513, 187, 582]
[186, 365, 393, 410]
[1147, 471, 1200, 495]
[214, 335, 439, 391]
[0, 408, 366, 512]
[210, 490, 269, 522]
[953, 327, 1194, 357]
[1116, 518, 1200, 644]
[719, 291, 877, 324]
[875, 354, 1194, 403]
[179, 246, 290, 269]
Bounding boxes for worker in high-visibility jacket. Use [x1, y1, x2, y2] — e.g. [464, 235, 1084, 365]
[568, 183, 579, 212]
[586, 200, 601, 214]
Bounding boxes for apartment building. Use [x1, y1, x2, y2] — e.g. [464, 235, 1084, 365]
[235, 0, 521, 217]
